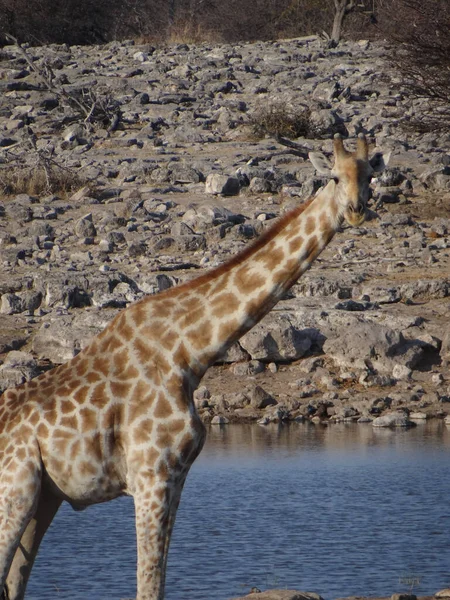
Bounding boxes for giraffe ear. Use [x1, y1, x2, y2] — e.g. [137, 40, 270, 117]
[369, 151, 391, 173]
[308, 152, 333, 176]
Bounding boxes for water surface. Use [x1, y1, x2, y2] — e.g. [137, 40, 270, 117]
[30, 423, 450, 599]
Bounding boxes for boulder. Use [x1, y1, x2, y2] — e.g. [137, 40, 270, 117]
[205, 173, 240, 196]
[231, 590, 324, 600]
[240, 314, 312, 362]
[323, 320, 424, 375]
[372, 412, 415, 428]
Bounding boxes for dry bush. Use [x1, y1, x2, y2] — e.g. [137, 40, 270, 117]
[379, 0, 450, 131]
[251, 102, 316, 140]
[0, 164, 85, 198]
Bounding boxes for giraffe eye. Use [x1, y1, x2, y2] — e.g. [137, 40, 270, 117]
[333, 176, 339, 184]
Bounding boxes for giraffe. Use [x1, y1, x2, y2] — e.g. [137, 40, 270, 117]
[0, 134, 390, 600]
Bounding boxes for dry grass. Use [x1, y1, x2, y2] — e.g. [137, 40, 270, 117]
[0, 165, 86, 198]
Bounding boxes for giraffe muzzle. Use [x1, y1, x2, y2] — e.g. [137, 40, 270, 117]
[344, 203, 367, 227]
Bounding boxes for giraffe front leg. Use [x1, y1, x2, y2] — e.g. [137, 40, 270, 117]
[133, 472, 186, 600]
[5, 484, 62, 600]
[0, 466, 41, 599]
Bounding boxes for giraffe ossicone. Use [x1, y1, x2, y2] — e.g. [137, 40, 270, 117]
[0, 135, 389, 600]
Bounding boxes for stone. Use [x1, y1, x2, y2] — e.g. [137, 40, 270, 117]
[211, 415, 229, 424]
[75, 213, 97, 238]
[323, 320, 424, 375]
[231, 590, 324, 600]
[240, 314, 311, 362]
[0, 351, 41, 392]
[249, 385, 277, 409]
[372, 412, 414, 428]
[205, 173, 240, 196]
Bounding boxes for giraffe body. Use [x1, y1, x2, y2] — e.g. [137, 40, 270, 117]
[0, 136, 389, 600]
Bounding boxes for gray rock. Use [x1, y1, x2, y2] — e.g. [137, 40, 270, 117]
[231, 592, 324, 600]
[240, 314, 312, 362]
[75, 213, 97, 238]
[205, 174, 240, 196]
[323, 320, 424, 375]
[372, 412, 414, 428]
[249, 385, 277, 409]
[0, 351, 41, 392]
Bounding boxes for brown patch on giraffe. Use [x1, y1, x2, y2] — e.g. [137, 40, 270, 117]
[145, 446, 159, 467]
[65, 379, 82, 394]
[83, 434, 102, 462]
[155, 427, 173, 449]
[86, 371, 101, 384]
[28, 409, 40, 426]
[86, 340, 99, 356]
[44, 405, 58, 427]
[172, 342, 189, 370]
[160, 419, 185, 436]
[116, 315, 135, 342]
[100, 335, 122, 354]
[61, 399, 77, 414]
[181, 296, 203, 313]
[177, 307, 205, 329]
[74, 385, 89, 404]
[91, 382, 109, 409]
[305, 235, 319, 260]
[70, 439, 81, 461]
[304, 216, 316, 235]
[79, 407, 98, 431]
[153, 394, 173, 419]
[218, 319, 240, 344]
[128, 401, 153, 423]
[40, 381, 56, 394]
[116, 363, 140, 382]
[186, 325, 213, 352]
[129, 302, 148, 328]
[141, 321, 172, 342]
[233, 265, 266, 296]
[93, 357, 110, 377]
[156, 461, 169, 479]
[100, 405, 119, 431]
[133, 419, 153, 445]
[245, 289, 271, 319]
[160, 331, 177, 352]
[257, 247, 285, 272]
[210, 291, 240, 317]
[60, 415, 78, 430]
[134, 338, 156, 363]
[75, 359, 90, 378]
[48, 456, 64, 474]
[53, 437, 70, 455]
[16, 447, 27, 461]
[289, 235, 304, 254]
[55, 385, 71, 398]
[110, 381, 132, 399]
[196, 280, 213, 295]
[28, 380, 38, 390]
[37, 421, 49, 438]
[149, 301, 176, 322]
[78, 460, 98, 478]
[322, 227, 335, 246]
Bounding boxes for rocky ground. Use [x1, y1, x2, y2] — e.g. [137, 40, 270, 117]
[0, 35, 449, 428]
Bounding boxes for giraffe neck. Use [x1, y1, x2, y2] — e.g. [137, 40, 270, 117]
[131, 182, 341, 384]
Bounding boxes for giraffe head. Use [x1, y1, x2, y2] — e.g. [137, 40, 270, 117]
[309, 134, 391, 227]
